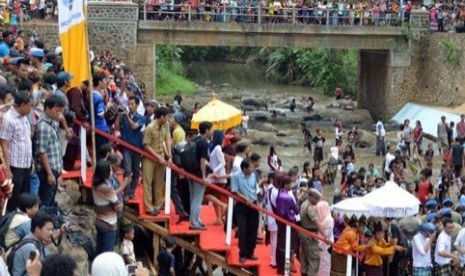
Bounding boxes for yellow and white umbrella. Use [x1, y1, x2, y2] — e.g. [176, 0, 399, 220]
[191, 93, 242, 131]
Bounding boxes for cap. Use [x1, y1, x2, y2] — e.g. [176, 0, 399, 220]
[441, 208, 452, 218]
[10, 56, 25, 65]
[30, 47, 44, 58]
[172, 112, 185, 124]
[425, 199, 437, 208]
[55, 46, 62, 55]
[57, 71, 74, 81]
[308, 188, 322, 199]
[427, 212, 437, 222]
[442, 198, 453, 207]
[419, 223, 436, 234]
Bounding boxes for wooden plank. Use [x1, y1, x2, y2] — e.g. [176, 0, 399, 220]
[124, 211, 252, 276]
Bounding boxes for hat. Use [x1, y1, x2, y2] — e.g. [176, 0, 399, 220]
[308, 188, 322, 199]
[30, 47, 44, 58]
[419, 223, 436, 235]
[57, 71, 74, 81]
[425, 199, 437, 208]
[427, 212, 437, 222]
[441, 208, 452, 218]
[172, 112, 185, 124]
[55, 46, 62, 55]
[10, 56, 26, 65]
[442, 198, 453, 207]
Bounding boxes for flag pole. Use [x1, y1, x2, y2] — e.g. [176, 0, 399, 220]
[83, 1, 97, 166]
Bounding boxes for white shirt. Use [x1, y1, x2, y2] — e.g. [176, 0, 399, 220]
[209, 145, 227, 184]
[412, 232, 432, 268]
[266, 185, 279, 231]
[384, 153, 395, 173]
[435, 231, 452, 265]
[376, 121, 385, 137]
[231, 155, 244, 176]
[241, 115, 249, 129]
[454, 228, 465, 266]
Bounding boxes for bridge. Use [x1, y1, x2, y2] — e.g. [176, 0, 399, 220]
[24, 2, 430, 118]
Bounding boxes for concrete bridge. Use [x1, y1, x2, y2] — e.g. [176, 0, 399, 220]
[27, 2, 431, 118]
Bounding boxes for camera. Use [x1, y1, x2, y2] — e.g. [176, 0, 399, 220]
[117, 106, 126, 113]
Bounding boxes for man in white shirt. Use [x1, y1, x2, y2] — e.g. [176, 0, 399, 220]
[454, 224, 465, 270]
[231, 141, 250, 176]
[434, 218, 459, 275]
[384, 145, 396, 180]
[412, 223, 436, 275]
[375, 116, 386, 156]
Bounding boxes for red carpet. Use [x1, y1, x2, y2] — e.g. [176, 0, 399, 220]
[77, 169, 301, 275]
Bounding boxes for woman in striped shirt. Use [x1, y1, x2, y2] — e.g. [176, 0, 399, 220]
[93, 160, 123, 255]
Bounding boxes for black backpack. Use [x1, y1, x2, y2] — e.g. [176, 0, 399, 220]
[178, 136, 201, 173]
[0, 211, 18, 250]
[6, 237, 41, 274]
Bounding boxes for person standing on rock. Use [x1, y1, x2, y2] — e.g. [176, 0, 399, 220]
[456, 114, 465, 145]
[240, 110, 249, 137]
[313, 129, 325, 166]
[375, 116, 386, 156]
[300, 122, 312, 155]
[437, 116, 449, 157]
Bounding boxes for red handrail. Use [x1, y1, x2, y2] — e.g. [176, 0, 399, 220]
[78, 120, 362, 259]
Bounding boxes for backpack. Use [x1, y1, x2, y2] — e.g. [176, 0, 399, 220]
[0, 211, 18, 250]
[177, 136, 201, 173]
[6, 237, 41, 274]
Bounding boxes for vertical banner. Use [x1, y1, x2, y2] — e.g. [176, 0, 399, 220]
[80, 126, 87, 182]
[58, 0, 90, 87]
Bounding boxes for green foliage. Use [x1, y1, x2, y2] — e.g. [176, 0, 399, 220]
[259, 48, 358, 96]
[180, 46, 260, 62]
[156, 45, 195, 95]
[439, 39, 460, 66]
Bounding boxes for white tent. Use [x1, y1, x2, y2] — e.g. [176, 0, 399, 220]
[332, 197, 371, 218]
[363, 181, 420, 218]
[392, 103, 460, 139]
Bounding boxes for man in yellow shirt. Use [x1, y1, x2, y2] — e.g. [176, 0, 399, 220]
[142, 106, 172, 216]
[364, 221, 405, 275]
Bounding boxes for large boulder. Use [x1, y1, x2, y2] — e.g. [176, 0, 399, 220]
[241, 97, 268, 111]
[250, 111, 270, 121]
[357, 129, 377, 148]
[247, 130, 277, 145]
[256, 122, 278, 132]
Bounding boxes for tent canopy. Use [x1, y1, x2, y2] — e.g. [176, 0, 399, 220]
[191, 94, 242, 131]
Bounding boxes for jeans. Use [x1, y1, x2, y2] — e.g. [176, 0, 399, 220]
[96, 225, 117, 255]
[29, 172, 40, 196]
[38, 169, 60, 207]
[188, 179, 205, 227]
[376, 136, 386, 156]
[122, 149, 141, 197]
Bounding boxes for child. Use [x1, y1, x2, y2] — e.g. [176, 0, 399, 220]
[424, 143, 434, 163]
[157, 236, 177, 276]
[121, 224, 136, 265]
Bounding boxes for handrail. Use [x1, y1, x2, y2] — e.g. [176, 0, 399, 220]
[77, 120, 362, 260]
[139, 3, 405, 27]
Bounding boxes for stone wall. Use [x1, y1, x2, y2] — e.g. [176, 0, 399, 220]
[412, 33, 465, 106]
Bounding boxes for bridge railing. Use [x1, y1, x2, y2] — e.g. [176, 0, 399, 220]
[78, 122, 363, 276]
[139, 3, 407, 27]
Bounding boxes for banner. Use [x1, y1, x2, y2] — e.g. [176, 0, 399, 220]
[58, 0, 90, 88]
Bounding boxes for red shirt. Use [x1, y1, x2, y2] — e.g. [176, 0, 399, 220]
[416, 180, 432, 205]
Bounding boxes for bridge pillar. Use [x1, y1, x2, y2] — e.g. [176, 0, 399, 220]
[87, 2, 139, 69]
[135, 44, 157, 96]
[359, 10, 430, 119]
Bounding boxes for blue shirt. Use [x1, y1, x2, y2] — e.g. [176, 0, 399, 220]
[0, 42, 9, 58]
[120, 112, 145, 148]
[231, 171, 257, 202]
[90, 91, 109, 132]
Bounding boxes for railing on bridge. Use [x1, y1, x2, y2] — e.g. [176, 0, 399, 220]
[139, 3, 407, 27]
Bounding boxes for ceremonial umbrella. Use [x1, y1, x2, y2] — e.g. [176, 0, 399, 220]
[191, 93, 242, 131]
[332, 197, 371, 219]
[362, 181, 420, 218]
